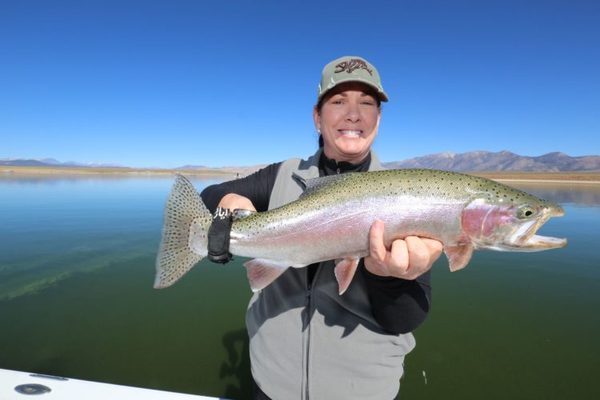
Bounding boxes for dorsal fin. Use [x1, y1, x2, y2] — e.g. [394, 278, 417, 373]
[293, 172, 354, 198]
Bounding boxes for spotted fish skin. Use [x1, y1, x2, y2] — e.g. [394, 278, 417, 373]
[154, 170, 566, 290]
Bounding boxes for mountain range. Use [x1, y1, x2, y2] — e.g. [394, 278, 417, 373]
[383, 151, 600, 172]
[0, 158, 121, 168]
[2, 151, 600, 172]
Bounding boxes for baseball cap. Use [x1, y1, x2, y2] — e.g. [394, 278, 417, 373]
[317, 56, 388, 103]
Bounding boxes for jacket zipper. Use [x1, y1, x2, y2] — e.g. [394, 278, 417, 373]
[304, 284, 311, 400]
[304, 264, 322, 400]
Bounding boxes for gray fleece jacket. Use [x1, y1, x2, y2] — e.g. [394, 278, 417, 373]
[246, 150, 416, 400]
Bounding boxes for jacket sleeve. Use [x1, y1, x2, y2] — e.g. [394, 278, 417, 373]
[200, 162, 282, 213]
[361, 264, 432, 334]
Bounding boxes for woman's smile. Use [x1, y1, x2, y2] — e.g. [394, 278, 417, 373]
[314, 82, 381, 164]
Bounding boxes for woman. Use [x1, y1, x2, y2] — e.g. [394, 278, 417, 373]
[201, 56, 443, 400]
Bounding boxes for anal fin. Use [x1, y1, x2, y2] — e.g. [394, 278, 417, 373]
[244, 258, 289, 292]
[334, 257, 360, 295]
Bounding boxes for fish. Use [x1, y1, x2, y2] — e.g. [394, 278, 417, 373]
[154, 169, 566, 293]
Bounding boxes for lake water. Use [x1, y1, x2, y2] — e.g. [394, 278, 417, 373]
[0, 176, 598, 399]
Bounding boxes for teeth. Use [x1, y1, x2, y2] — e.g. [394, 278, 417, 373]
[339, 130, 362, 137]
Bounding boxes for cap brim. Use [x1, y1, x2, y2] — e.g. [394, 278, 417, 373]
[318, 77, 388, 102]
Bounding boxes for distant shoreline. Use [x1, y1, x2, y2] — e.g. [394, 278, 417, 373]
[2, 166, 600, 184]
[471, 171, 600, 184]
[0, 165, 241, 178]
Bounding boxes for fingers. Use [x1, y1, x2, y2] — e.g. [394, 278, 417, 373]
[365, 220, 388, 276]
[421, 238, 444, 260]
[405, 236, 429, 269]
[401, 237, 444, 279]
[368, 219, 386, 263]
[218, 193, 257, 212]
[365, 220, 443, 280]
[389, 239, 409, 273]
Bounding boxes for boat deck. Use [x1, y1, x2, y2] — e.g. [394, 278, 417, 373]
[0, 369, 226, 400]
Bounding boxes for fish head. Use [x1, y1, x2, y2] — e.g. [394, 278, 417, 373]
[461, 189, 567, 252]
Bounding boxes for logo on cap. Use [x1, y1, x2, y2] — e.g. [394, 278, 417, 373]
[334, 59, 373, 76]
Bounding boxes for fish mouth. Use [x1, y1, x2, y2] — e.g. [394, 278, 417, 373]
[520, 234, 567, 250]
[508, 205, 567, 251]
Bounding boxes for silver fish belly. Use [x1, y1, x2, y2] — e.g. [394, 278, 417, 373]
[154, 170, 566, 291]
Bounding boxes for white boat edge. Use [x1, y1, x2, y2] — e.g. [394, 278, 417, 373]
[0, 369, 228, 400]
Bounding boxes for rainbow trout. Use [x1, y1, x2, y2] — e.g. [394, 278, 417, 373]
[154, 170, 566, 293]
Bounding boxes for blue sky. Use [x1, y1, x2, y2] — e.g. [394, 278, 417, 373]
[1, 0, 598, 168]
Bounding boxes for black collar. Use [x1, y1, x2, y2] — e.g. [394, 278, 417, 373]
[319, 152, 371, 176]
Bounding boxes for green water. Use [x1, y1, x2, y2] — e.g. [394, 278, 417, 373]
[0, 177, 598, 399]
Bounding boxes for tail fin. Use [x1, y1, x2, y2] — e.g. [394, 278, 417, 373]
[154, 174, 212, 289]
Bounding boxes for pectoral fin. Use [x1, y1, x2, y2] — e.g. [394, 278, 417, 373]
[244, 259, 290, 292]
[444, 243, 474, 272]
[334, 257, 360, 295]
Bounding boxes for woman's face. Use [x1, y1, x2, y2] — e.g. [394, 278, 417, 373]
[313, 82, 381, 164]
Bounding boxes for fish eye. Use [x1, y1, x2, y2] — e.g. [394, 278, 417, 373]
[517, 205, 536, 219]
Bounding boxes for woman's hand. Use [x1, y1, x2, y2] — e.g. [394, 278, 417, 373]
[218, 193, 257, 212]
[364, 220, 443, 280]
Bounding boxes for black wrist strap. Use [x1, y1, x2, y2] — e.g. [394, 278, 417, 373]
[207, 207, 233, 264]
